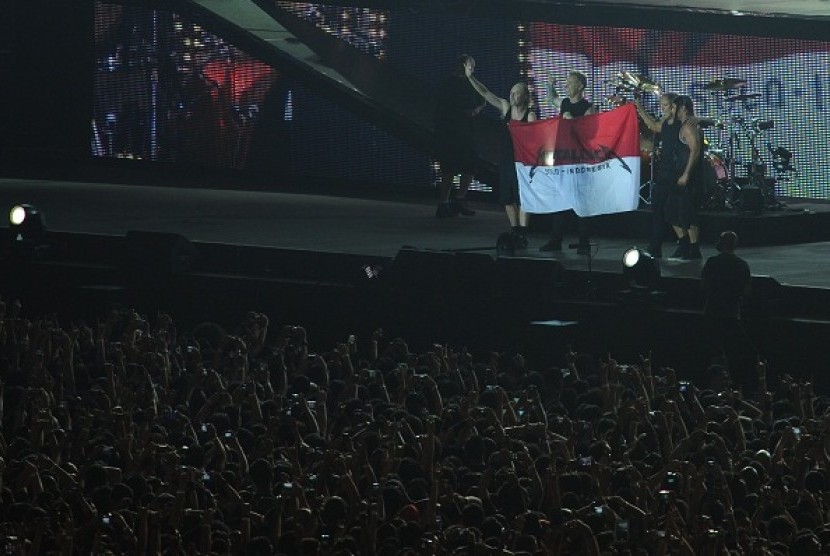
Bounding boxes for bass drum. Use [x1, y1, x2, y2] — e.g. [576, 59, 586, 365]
[701, 152, 730, 209]
[706, 152, 728, 181]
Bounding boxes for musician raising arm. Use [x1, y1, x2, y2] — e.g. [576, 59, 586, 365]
[634, 93, 677, 134]
[634, 93, 679, 258]
[539, 70, 595, 254]
[546, 71, 596, 119]
[467, 71, 537, 248]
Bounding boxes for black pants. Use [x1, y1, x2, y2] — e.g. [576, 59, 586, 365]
[649, 181, 669, 249]
[551, 210, 590, 247]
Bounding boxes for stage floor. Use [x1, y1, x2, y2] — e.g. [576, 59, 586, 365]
[2, 177, 830, 289]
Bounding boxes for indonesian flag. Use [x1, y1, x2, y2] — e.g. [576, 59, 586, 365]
[508, 103, 640, 216]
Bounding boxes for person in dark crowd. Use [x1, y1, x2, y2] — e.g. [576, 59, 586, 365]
[701, 229, 756, 388]
[0, 293, 825, 555]
[433, 54, 486, 218]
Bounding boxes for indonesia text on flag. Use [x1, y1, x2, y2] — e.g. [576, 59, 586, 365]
[508, 103, 641, 217]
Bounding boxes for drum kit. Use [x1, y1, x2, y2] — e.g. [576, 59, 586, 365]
[603, 73, 795, 213]
[697, 77, 786, 212]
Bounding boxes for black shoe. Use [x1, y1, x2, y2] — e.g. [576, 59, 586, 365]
[512, 227, 528, 250]
[496, 231, 516, 255]
[513, 232, 528, 250]
[453, 198, 475, 216]
[682, 243, 702, 260]
[436, 202, 456, 218]
[668, 238, 690, 260]
[539, 239, 562, 252]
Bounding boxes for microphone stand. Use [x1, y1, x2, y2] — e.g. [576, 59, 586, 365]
[570, 241, 598, 300]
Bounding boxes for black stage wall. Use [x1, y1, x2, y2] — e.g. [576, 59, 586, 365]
[3, 1, 94, 170]
[3, 232, 830, 391]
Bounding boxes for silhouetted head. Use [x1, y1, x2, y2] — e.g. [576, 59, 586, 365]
[673, 95, 695, 119]
[716, 230, 738, 253]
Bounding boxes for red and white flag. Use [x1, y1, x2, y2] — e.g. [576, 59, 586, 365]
[508, 103, 641, 216]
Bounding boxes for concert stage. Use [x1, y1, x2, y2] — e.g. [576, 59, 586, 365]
[3, 176, 830, 387]
[2, 176, 828, 282]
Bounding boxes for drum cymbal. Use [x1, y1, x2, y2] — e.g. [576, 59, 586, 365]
[611, 71, 661, 93]
[640, 81, 661, 94]
[610, 72, 632, 84]
[621, 71, 661, 93]
[704, 77, 747, 91]
[726, 93, 761, 102]
[606, 76, 636, 93]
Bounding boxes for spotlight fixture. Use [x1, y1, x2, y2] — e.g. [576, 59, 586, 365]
[622, 247, 660, 290]
[9, 204, 46, 244]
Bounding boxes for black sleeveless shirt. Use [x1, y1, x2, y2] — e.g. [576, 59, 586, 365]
[561, 98, 592, 118]
[674, 122, 704, 187]
[657, 119, 682, 181]
[503, 108, 531, 124]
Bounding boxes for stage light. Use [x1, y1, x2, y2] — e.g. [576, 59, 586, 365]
[6, 204, 49, 260]
[9, 204, 46, 244]
[622, 247, 660, 290]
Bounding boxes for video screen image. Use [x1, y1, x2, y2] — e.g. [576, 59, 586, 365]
[94, 4, 281, 169]
[93, 2, 433, 187]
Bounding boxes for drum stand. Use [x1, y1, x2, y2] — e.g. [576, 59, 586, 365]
[723, 173, 742, 211]
[746, 123, 784, 211]
[640, 151, 655, 205]
[769, 144, 796, 206]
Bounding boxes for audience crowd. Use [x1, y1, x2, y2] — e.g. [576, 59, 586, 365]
[1, 296, 828, 555]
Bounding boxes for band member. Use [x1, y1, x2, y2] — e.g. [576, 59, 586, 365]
[466, 70, 536, 248]
[433, 55, 486, 218]
[664, 95, 703, 260]
[634, 92, 679, 258]
[541, 71, 596, 254]
[547, 71, 596, 120]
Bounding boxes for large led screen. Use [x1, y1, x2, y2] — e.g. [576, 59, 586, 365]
[528, 24, 830, 199]
[92, 2, 440, 188]
[94, 5, 283, 169]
